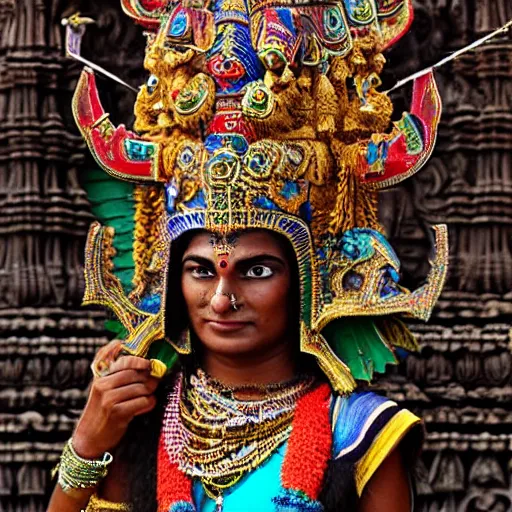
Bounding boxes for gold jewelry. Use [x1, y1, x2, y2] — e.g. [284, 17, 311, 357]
[85, 494, 131, 511]
[165, 370, 315, 499]
[57, 439, 113, 496]
[91, 358, 110, 378]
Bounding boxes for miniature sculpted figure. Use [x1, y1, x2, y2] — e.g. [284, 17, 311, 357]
[49, 0, 448, 510]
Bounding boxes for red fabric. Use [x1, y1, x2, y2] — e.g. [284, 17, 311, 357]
[281, 383, 332, 500]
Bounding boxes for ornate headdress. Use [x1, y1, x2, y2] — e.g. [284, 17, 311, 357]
[72, 0, 448, 393]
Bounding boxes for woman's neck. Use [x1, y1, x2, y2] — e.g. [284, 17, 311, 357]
[200, 342, 297, 388]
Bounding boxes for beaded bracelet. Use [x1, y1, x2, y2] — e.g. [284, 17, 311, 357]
[57, 439, 113, 496]
[85, 494, 131, 511]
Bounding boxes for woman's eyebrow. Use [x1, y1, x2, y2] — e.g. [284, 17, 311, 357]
[182, 255, 215, 267]
[235, 254, 286, 268]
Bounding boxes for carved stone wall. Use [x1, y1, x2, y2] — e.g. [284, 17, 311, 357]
[0, 1, 510, 511]
[379, 1, 512, 510]
[0, 1, 143, 510]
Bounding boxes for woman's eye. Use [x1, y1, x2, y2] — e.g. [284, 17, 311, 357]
[190, 266, 215, 278]
[246, 265, 273, 278]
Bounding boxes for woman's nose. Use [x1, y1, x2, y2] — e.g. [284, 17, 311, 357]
[211, 292, 232, 314]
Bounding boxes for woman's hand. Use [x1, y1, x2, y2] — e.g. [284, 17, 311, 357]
[72, 349, 160, 460]
[47, 344, 161, 512]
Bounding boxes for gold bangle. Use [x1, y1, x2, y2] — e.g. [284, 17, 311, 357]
[58, 439, 113, 495]
[85, 494, 131, 511]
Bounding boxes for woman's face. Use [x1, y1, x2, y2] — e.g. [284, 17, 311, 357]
[181, 230, 295, 357]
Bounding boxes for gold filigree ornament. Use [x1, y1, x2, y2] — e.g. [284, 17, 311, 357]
[72, 0, 448, 394]
[314, 225, 449, 333]
[83, 219, 190, 363]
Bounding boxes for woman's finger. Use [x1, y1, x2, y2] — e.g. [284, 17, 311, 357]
[101, 381, 158, 409]
[108, 355, 152, 374]
[93, 369, 152, 394]
[111, 395, 158, 420]
[91, 340, 124, 378]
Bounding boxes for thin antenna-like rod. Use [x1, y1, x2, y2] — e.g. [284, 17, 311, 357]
[62, 14, 138, 93]
[388, 19, 512, 92]
[70, 53, 138, 93]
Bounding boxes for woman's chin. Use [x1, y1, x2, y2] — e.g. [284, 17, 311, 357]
[202, 336, 261, 356]
[197, 330, 272, 358]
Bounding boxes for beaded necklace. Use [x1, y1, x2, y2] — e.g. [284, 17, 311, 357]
[162, 370, 315, 508]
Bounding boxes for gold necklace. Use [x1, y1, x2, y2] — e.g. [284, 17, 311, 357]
[177, 370, 315, 500]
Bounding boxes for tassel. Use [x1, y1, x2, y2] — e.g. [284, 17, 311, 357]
[322, 318, 397, 381]
[131, 185, 165, 298]
[157, 435, 194, 512]
[328, 142, 360, 234]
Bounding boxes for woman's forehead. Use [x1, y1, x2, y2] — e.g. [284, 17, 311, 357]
[183, 230, 288, 259]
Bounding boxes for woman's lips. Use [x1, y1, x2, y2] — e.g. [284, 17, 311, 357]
[206, 320, 251, 333]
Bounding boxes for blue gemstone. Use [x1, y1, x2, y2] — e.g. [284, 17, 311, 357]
[205, 135, 248, 155]
[183, 189, 207, 210]
[367, 141, 378, 165]
[229, 135, 249, 154]
[380, 269, 401, 298]
[343, 271, 364, 290]
[180, 148, 193, 165]
[253, 196, 280, 210]
[139, 294, 161, 314]
[124, 139, 155, 161]
[165, 182, 179, 213]
[280, 180, 300, 200]
[168, 11, 187, 37]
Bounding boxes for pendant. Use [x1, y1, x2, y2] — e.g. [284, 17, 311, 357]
[215, 495, 224, 512]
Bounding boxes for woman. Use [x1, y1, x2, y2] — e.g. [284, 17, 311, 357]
[51, 0, 449, 509]
[49, 229, 418, 512]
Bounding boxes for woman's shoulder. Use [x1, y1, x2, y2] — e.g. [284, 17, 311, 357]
[330, 390, 423, 496]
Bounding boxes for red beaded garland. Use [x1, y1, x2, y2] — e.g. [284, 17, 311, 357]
[281, 383, 332, 500]
[157, 436, 194, 512]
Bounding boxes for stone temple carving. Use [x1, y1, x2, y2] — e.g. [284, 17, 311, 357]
[0, 0, 510, 510]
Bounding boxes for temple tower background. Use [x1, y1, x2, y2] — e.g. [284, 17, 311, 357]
[0, 0, 510, 509]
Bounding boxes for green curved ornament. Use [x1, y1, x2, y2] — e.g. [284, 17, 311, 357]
[322, 317, 397, 381]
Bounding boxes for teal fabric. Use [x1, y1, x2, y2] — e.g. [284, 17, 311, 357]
[192, 442, 287, 511]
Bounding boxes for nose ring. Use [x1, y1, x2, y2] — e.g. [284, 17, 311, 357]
[214, 291, 238, 311]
